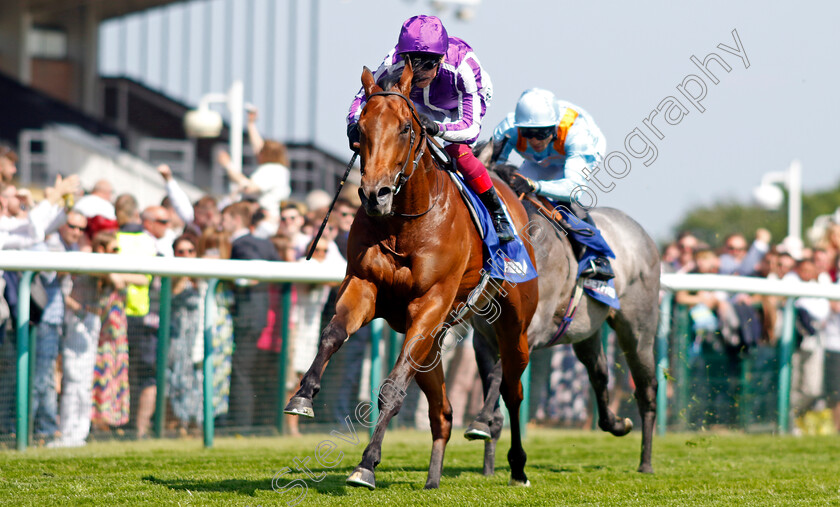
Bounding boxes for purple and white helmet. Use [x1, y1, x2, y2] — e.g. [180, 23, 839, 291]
[396, 15, 449, 56]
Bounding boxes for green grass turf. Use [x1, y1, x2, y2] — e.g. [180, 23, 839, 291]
[1, 428, 839, 506]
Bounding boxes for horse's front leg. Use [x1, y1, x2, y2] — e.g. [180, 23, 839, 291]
[346, 295, 452, 490]
[284, 277, 376, 418]
[415, 361, 452, 489]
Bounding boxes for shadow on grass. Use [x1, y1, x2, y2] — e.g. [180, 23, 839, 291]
[142, 475, 274, 497]
[143, 464, 608, 497]
[143, 474, 359, 498]
[388, 463, 610, 475]
[143, 465, 505, 498]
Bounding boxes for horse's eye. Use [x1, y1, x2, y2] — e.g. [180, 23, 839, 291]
[401, 123, 411, 134]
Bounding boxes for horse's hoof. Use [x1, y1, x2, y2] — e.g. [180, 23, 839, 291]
[423, 481, 439, 489]
[605, 417, 634, 437]
[284, 397, 315, 418]
[346, 467, 376, 490]
[464, 421, 492, 441]
[508, 478, 531, 487]
[637, 463, 654, 474]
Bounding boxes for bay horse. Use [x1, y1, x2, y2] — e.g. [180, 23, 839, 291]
[284, 62, 539, 489]
[466, 157, 661, 475]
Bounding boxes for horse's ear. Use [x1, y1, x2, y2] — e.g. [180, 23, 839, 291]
[361, 66, 381, 97]
[398, 59, 414, 96]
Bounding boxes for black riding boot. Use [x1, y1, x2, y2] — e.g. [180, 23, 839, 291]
[478, 187, 515, 242]
[577, 211, 615, 281]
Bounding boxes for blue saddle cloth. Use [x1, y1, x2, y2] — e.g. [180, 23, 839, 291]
[548, 200, 621, 310]
[453, 174, 538, 285]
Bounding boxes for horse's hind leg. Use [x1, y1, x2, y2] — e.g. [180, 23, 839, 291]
[573, 330, 633, 437]
[466, 332, 504, 475]
[465, 332, 503, 438]
[609, 309, 658, 474]
[285, 278, 376, 418]
[415, 363, 453, 489]
[496, 325, 531, 486]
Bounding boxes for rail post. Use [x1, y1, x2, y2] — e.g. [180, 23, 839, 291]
[656, 293, 673, 435]
[203, 278, 220, 448]
[777, 299, 796, 433]
[15, 271, 34, 451]
[153, 276, 172, 437]
[276, 283, 292, 434]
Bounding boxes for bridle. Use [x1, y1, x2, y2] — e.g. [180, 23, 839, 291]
[362, 91, 438, 218]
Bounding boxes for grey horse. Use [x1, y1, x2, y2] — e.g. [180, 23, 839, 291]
[465, 158, 661, 476]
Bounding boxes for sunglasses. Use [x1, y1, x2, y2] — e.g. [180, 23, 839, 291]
[107, 246, 120, 253]
[727, 245, 747, 252]
[66, 224, 85, 231]
[155, 218, 169, 225]
[407, 53, 441, 72]
[519, 127, 555, 141]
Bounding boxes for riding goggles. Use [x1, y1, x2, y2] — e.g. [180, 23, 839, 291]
[406, 53, 442, 72]
[519, 127, 556, 141]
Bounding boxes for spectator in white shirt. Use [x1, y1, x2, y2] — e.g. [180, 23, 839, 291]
[141, 206, 176, 257]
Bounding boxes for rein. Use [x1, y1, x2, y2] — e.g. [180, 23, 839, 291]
[521, 194, 594, 237]
[365, 91, 439, 219]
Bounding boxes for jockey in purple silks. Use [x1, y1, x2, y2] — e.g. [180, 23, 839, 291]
[347, 14, 514, 241]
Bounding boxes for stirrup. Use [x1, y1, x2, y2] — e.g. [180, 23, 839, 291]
[493, 215, 515, 242]
[581, 256, 614, 281]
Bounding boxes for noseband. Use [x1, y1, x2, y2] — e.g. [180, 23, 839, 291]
[364, 91, 428, 197]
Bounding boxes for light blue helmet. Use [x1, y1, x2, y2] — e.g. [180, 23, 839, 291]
[513, 88, 559, 128]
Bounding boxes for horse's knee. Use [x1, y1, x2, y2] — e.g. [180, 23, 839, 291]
[376, 378, 408, 417]
[320, 320, 349, 348]
[634, 380, 658, 406]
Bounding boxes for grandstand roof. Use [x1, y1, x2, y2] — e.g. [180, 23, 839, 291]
[29, 0, 180, 24]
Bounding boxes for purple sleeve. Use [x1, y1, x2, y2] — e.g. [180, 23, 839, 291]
[439, 54, 489, 144]
[346, 49, 401, 126]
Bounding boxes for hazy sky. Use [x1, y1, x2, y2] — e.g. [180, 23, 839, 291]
[100, 1, 840, 242]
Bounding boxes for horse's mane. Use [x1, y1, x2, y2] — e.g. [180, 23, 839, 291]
[377, 73, 401, 92]
[488, 163, 518, 186]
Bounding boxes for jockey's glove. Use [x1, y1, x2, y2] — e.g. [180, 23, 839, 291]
[418, 114, 442, 137]
[510, 172, 537, 195]
[347, 123, 360, 153]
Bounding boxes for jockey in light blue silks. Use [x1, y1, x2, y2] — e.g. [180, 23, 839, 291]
[492, 88, 615, 281]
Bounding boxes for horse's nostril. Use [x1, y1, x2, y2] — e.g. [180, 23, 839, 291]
[377, 187, 392, 198]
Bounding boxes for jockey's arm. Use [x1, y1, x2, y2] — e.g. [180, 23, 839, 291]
[437, 87, 481, 143]
[437, 61, 486, 144]
[347, 51, 397, 126]
[533, 123, 601, 201]
[532, 155, 589, 201]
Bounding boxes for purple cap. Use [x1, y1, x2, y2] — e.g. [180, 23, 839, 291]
[395, 15, 449, 56]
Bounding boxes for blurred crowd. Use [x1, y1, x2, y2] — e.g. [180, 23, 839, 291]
[663, 226, 840, 433]
[0, 109, 361, 446]
[2, 108, 840, 445]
